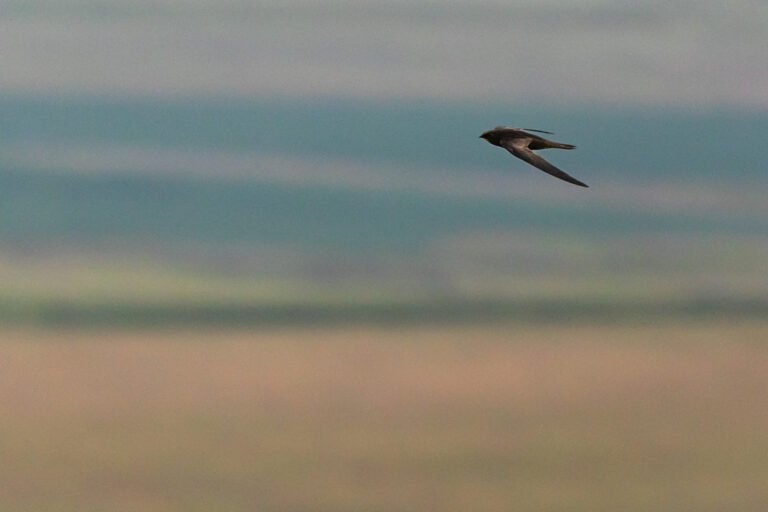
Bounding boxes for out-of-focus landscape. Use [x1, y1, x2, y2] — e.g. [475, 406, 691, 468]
[1, 1, 767, 510]
[3, 322, 768, 511]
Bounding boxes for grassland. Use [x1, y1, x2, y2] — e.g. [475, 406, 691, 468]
[2, 320, 768, 511]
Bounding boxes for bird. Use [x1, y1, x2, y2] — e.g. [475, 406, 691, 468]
[480, 126, 588, 188]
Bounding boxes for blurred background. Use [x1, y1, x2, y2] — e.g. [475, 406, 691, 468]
[1, 1, 767, 510]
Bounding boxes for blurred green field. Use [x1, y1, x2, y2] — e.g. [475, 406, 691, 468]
[2, 321, 768, 512]
[1, 243, 767, 327]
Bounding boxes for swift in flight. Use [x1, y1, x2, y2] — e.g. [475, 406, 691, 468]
[480, 126, 588, 187]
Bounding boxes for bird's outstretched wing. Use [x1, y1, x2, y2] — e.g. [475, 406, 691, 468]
[503, 139, 588, 188]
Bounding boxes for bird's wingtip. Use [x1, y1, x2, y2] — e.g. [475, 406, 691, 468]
[523, 128, 554, 134]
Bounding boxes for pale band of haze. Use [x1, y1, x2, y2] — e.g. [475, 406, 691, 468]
[1, 0, 767, 107]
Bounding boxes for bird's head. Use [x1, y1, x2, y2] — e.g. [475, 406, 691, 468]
[479, 128, 501, 145]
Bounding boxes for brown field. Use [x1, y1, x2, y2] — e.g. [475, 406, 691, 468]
[2, 320, 768, 511]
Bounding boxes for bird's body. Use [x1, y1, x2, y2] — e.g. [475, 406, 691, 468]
[480, 126, 588, 188]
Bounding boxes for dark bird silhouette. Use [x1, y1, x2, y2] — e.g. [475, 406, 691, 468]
[480, 126, 588, 188]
